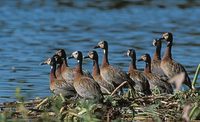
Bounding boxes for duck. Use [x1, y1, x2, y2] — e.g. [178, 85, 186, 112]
[68, 51, 103, 101]
[159, 32, 193, 89]
[126, 49, 151, 95]
[138, 53, 173, 94]
[55, 49, 92, 81]
[41, 54, 76, 98]
[151, 38, 166, 77]
[84, 50, 115, 94]
[94, 41, 135, 92]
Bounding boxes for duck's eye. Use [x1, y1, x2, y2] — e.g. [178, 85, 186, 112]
[73, 51, 78, 55]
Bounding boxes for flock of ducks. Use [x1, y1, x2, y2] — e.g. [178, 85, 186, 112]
[41, 32, 193, 101]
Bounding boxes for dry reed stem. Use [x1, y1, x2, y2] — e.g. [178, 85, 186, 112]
[111, 81, 128, 96]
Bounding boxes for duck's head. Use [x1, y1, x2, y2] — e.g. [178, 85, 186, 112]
[137, 53, 151, 63]
[160, 32, 173, 46]
[55, 49, 66, 59]
[84, 50, 98, 61]
[41, 54, 61, 66]
[127, 49, 136, 59]
[94, 40, 108, 50]
[152, 38, 162, 47]
[68, 51, 83, 61]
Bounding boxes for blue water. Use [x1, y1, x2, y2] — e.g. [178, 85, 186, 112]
[0, 0, 200, 102]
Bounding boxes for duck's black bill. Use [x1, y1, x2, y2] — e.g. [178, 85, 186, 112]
[40, 62, 47, 65]
[94, 45, 100, 49]
[83, 56, 90, 59]
[159, 37, 165, 41]
[67, 56, 74, 59]
[137, 59, 143, 62]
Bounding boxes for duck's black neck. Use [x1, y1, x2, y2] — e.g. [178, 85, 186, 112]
[153, 45, 161, 60]
[144, 61, 151, 73]
[75, 59, 83, 76]
[102, 48, 109, 67]
[163, 42, 172, 60]
[61, 58, 68, 72]
[64, 57, 69, 67]
[93, 58, 100, 76]
[50, 64, 57, 79]
[128, 58, 137, 72]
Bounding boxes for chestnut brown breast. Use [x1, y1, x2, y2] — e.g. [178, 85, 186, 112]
[68, 51, 103, 101]
[84, 50, 115, 94]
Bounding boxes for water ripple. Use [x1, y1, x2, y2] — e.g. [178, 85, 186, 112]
[0, 0, 199, 102]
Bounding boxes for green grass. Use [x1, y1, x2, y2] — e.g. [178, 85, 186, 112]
[192, 64, 200, 88]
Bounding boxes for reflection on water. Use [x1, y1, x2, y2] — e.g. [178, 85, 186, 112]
[0, 0, 200, 102]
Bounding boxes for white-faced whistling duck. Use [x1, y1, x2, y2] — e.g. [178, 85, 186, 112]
[55, 49, 92, 80]
[159, 32, 193, 90]
[68, 51, 103, 101]
[41, 54, 76, 98]
[94, 41, 135, 92]
[138, 53, 173, 94]
[126, 49, 151, 95]
[84, 50, 115, 94]
[151, 38, 167, 77]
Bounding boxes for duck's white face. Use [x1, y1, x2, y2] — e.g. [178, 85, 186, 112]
[56, 50, 62, 57]
[153, 39, 162, 47]
[127, 50, 131, 56]
[152, 39, 157, 46]
[127, 49, 135, 57]
[72, 51, 79, 59]
[98, 41, 105, 49]
[55, 49, 66, 58]
[44, 58, 51, 65]
[162, 33, 169, 40]
[140, 55, 147, 61]
[88, 51, 94, 59]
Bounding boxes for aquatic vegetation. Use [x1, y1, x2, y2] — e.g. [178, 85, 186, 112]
[192, 64, 200, 88]
[0, 64, 199, 121]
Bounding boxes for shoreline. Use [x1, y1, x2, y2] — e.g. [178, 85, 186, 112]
[0, 90, 199, 121]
